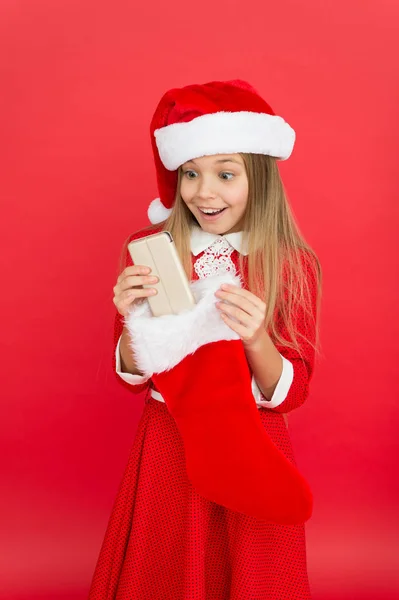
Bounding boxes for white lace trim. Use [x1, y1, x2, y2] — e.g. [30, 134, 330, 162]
[194, 238, 237, 279]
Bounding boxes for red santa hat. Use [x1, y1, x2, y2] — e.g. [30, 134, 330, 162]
[148, 79, 296, 225]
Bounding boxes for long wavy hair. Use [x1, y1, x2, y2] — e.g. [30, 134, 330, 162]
[121, 153, 323, 360]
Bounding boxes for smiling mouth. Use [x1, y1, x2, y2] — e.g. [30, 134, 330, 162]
[198, 207, 227, 215]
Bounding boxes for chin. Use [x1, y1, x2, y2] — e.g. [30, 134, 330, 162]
[203, 223, 232, 235]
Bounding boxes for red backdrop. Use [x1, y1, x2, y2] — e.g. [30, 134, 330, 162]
[1, 1, 398, 598]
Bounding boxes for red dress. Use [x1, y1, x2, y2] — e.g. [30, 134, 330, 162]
[88, 230, 315, 600]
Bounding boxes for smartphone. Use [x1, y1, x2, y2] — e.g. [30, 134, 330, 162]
[127, 231, 196, 317]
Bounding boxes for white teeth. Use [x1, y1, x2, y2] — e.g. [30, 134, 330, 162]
[200, 208, 224, 214]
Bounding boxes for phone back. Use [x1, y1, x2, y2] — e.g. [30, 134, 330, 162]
[127, 231, 195, 317]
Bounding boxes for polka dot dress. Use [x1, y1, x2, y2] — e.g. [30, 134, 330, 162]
[88, 230, 316, 599]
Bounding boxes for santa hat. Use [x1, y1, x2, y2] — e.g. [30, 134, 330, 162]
[125, 273, 313, 524]
[148, 79, 296, 225]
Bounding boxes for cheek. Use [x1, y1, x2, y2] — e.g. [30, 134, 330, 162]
[228, 185, 248, 211]
[179, 180, 192, 204]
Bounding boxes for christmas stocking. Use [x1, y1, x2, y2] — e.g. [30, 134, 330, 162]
[124, 274, 313, 525]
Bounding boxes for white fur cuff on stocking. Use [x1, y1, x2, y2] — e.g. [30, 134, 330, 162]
[124, 274, 242, 377]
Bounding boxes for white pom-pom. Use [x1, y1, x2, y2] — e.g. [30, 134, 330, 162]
[147, 198, 173, 224]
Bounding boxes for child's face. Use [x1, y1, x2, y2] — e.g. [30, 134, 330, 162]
[180, 154, 249, 235]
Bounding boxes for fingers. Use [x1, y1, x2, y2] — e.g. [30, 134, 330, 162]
[113, 265, 158, 317]
[114, 274, 158, 295]
[219, 312, 249, 338]
[113, 286, 158, 317]
[215, 288, 265, 319]
[215, 285, 266, 344]
[218, 284, 266, 312]
[216, 301, 254, 328]
[117, 265, 151, 283]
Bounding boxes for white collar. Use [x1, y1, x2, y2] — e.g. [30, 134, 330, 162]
[190, 225, 249, 256]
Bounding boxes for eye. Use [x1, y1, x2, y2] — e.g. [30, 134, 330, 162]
[182, 170, 198, 179]
[183, 169, 234, 181]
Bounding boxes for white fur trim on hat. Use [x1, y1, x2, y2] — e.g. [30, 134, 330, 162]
[154, 111, 295, 171]
[124, 273, 242, 376]
[147, 197, 173, 224]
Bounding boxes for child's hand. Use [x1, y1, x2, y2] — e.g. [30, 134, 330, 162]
[215, 284, 266, 349]
[113, 265, 158, 317]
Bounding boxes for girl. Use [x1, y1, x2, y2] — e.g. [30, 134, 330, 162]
[89, 79, 322, 600]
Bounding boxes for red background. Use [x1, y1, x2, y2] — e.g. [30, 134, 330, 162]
[1, 1, 398, 598]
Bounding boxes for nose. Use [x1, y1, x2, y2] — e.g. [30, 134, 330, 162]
[196, 176, 216, 200]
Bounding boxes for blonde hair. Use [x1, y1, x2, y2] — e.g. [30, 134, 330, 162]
[160, 153, 323, 360]
[120, 153, 322, 360]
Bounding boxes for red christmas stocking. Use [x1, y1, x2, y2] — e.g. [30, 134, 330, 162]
[125, 274, 313, 525]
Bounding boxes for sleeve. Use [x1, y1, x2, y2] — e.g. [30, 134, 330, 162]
[259, 253, 319, 414]
[115, 334, 151, 385]
[113, 310, 152, 395]
[251, 354, 294, 408]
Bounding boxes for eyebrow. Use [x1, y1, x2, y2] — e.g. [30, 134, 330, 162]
[187, 157, 242, 165]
